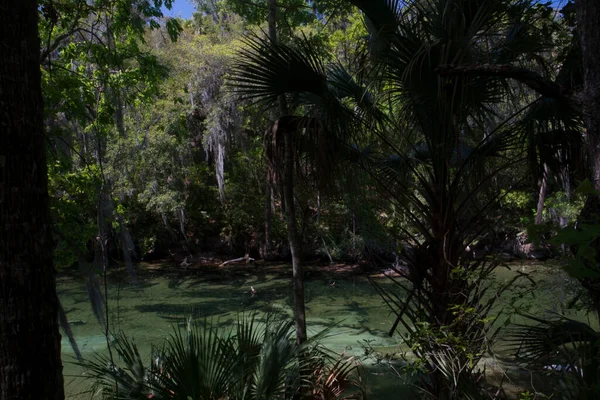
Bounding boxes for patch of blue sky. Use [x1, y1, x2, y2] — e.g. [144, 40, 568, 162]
[161, 0, 196, 20]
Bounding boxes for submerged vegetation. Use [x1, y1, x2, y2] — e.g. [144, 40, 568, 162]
[3, 0, 600, 398]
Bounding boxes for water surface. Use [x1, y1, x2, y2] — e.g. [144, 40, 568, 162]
[58, 261, 589, 398]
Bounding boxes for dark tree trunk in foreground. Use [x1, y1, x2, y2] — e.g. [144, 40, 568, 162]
[267, 0, 307, 344]
[576, 0, 600, 312]
[0, 0, 65, 398]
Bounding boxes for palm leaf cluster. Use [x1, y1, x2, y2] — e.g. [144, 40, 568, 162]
[505, 315, 600, 399]
[233, 33, 382, 198]
[80, 316, 365, 400]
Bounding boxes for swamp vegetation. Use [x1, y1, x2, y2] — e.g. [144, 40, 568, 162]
[3, 0, 600, 399]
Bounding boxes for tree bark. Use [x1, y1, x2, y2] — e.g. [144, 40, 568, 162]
[0, 0, 65, 398]
[267, 0, 307, 343]
[576, 0, 600, 313]
[535, 163, 549, 225]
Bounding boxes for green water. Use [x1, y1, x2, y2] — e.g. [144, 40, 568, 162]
[58, 261, 591, 399]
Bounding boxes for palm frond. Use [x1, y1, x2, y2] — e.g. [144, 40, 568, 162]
[231, 34, 328, 107]
[517, 95, 584, 187]
[349, 0, 403, 57]
[505, 315, 600, 365]
[156, 320, 235, 399]
[250, 319, 298, 399]
[79, 332, 156, 400]
[503, 315, 600, 397]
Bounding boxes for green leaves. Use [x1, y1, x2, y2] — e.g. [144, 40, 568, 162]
[550, 223, 600, 280]
[48, 163, 101, 268]
[41, 0, 177, 137]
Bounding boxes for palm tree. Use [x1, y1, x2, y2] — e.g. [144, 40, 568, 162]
[232, 0, 557, 397]
[438, 0, 600, 314]
[232, 29, 375, 344]
[80, 316, 365, 399]
[266, 0, 307, 345]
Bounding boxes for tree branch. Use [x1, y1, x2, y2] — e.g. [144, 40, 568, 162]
[436, 63, 581, 107]
[41, 27, 81, 62]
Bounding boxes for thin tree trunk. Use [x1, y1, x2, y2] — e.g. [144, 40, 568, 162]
[267, 0, 278, 46]
[267, 0, 289, 116]
[316, 190, 321, 223]
[352, 213, 357, 250]
[284, 128, 307, 344]
[95, 184, 112, 272]
[264, 181, 273, 258]
[535, 163, 549, 225]
[0, 0, 65, 397]
[268, 0, 307, 343]
[576, 0, 600, 313]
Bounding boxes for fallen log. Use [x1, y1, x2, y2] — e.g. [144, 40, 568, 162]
[219, 254, 255, 267]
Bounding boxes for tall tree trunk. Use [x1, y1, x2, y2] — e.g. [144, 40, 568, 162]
[576, 0, 600, 313]
[268, 0, 306, 343]
[0, 0, 65, 398]
[535, 163, 549, 225]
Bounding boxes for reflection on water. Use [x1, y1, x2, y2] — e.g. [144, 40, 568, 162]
[58, 261, 589, 399]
